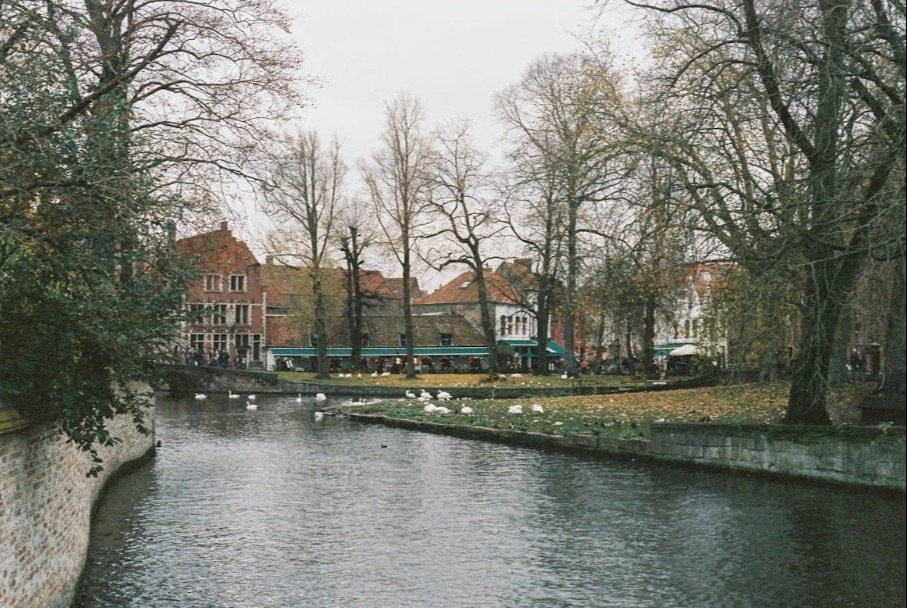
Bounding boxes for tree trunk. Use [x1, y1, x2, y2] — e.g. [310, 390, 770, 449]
[642, 299, 657, 378]
[880, 254, 906, 398]
[784, 256, 861, 425]
[313, 273, 329, 380]
[473, 266, 499, 375]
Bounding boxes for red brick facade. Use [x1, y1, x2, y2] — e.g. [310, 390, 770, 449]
[175, 222, 265, 366]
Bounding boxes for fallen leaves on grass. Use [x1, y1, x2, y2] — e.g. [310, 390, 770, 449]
[354, 381, 871, 440]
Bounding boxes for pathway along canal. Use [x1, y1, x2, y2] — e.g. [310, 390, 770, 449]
[77, 394, 905, 608]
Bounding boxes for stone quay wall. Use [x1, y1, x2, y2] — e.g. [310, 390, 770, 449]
[648, 423, 906, 490]
[0, 405, 155, 608]
[353, 414, 905, 492]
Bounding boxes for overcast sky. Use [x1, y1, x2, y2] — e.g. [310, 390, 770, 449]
[288, 0, 643, 166]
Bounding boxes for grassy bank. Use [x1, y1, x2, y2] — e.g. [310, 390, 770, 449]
[278, 372, 878, 441]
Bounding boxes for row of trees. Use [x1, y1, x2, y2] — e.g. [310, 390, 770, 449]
[1, 0, 901, 473]
[1, 0, 306, 472]
[259, 0, 904, 428]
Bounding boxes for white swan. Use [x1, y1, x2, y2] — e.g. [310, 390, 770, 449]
[508, 404, 523, 415]
[459, 406, 474, 415]
[315, 393, 327, 401]
[246, 401, 257, 410]
[295, 393, 303, 403]
[371, 371, 379, 377]
[531, 403, 544, 413]
[228, 390, 240, 399]
[423, 403, 438, 413]
[420, 390, 433, 400]
[436, 391, 452, 401]
[247, 394, 256, 401]
[434, 406, 451, 415]
[405, 390, 417, 399]
[314, 410, 324, 420]
[194, 393, 207, 400]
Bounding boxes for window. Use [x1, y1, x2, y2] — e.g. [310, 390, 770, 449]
[399, 333, 407, 347]
[500, 315, 507, 337]
[230, 274, 246, 292]
[361, 333, 370, 347]
[205, 274, 222, 292]
[210, 304, 227, 325]
[213, 333, 228, 353]
[440, 333, 452, 346]
[251, 334, 261, 361]
[188, 303, 206, 323]
[189, 333, 206, 351]
[234, 304, 250, 325]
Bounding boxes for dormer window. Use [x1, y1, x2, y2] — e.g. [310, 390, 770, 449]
[440, 333, 453, 347]
[459, 281, 471, 289]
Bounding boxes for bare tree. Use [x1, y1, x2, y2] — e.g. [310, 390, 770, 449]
[361, 93, 434, 378]
[497, 51, 627, 377]
[262, 131, 345, 379]
[500, 158, 566, 375]
[336, 196, 378, 372]
[424, 120, 509, 375]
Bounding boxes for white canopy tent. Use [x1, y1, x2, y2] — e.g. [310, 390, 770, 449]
[669, 344, 699, 357]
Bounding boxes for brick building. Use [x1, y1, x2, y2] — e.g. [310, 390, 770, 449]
[174, 222, 266, 367]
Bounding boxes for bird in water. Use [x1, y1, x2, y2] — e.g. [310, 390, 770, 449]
[314, 411, 324, 420]
[194, 393, 207, 400]
[295, 393, 303, 403]
[315, 393, 327, 401]
[246, 401, 257, 411]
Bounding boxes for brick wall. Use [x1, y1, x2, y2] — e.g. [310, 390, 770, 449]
[0, 405, 155, 608]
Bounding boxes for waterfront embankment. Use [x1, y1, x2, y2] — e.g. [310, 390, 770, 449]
[0, 399, 155, 608]
[349, 411, 905, 492]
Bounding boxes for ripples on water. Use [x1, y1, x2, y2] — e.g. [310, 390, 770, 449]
[78, 394, 906, 608]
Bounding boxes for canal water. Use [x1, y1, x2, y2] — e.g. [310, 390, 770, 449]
[77, 394, 905, 608]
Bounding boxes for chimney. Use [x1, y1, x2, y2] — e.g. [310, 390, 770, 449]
[220, 221, 229, 234]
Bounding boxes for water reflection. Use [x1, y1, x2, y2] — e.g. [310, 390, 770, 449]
[78, 394, 906, 608]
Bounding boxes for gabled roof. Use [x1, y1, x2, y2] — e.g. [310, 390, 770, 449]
[174, 222, 259, 269]
[261, 264, 410, 308]
[355, 314, 486, 347]
[414, 263, 532, 307]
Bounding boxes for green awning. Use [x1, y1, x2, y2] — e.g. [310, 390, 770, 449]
[501, 339, 565, 357]
[270, 346, 489, 358]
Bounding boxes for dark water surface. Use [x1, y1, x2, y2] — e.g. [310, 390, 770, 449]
[77, 394, 906, 608]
